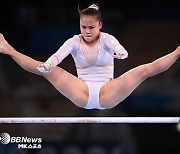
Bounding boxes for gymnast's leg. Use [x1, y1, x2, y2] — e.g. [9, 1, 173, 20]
[0, 33, 88, 107]
[100, 47, 180, 108]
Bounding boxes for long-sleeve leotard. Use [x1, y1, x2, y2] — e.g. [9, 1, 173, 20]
[45, 32, 128, 82]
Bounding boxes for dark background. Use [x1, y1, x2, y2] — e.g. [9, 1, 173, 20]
[0, 0, 179, 154]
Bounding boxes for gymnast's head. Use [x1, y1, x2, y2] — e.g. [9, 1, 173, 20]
[78, 3, 103, 43]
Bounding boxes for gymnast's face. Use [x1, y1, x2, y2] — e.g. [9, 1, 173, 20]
[80, 15, 102, 43]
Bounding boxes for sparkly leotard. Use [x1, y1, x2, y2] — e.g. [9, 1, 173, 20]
[45, 32, 128, 109]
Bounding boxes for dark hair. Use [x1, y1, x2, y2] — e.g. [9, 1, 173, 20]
[78, 3, 103, 23]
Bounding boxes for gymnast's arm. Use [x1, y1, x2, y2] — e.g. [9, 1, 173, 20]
[37, 37, 75, 73]
[103, 33, 128, 59]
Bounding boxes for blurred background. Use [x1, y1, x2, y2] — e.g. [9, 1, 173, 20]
[0, 0, 179, 154]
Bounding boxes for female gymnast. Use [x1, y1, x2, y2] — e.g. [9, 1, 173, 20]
[0, 4, 179, 110]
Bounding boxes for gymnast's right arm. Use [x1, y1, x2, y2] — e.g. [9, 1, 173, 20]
[37, 37, 75, 73]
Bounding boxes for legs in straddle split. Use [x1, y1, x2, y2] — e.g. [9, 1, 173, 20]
[0, 33, 89, 107]
[0, 33, 179, 109]
[99, 47, 180, 108]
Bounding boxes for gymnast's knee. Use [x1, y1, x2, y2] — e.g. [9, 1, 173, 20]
[139, 64, 151, 79]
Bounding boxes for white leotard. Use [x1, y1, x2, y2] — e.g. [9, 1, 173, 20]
[44, 32, 128, 109]
[45, 32, 128, 82]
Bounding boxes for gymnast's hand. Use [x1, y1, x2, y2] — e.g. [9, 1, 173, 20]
[37, 62, 54, 73]
[114, 50, 128, 59]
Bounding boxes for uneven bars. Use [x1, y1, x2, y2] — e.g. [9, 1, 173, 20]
[0, 117, 179, 123]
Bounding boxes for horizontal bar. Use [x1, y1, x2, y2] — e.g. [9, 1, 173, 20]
[0, 117, 179, 123]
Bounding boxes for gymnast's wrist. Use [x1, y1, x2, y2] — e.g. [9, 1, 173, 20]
[44, 61, 53, 67]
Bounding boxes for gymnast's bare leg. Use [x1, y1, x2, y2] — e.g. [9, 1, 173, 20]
[0, 34, 88, 107]
[100, 47, 180, 108]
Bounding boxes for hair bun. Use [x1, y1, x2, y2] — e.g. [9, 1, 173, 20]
[88, 4, 99, 10]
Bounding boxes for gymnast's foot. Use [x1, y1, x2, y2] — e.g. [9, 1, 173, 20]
[175, 46, 180, 58]
[0, 33, 13, 55]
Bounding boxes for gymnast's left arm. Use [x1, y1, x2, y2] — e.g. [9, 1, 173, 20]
[111, 36, 128, 59]
[104, 33, 128, 59]
[114, 47, 128, 59]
